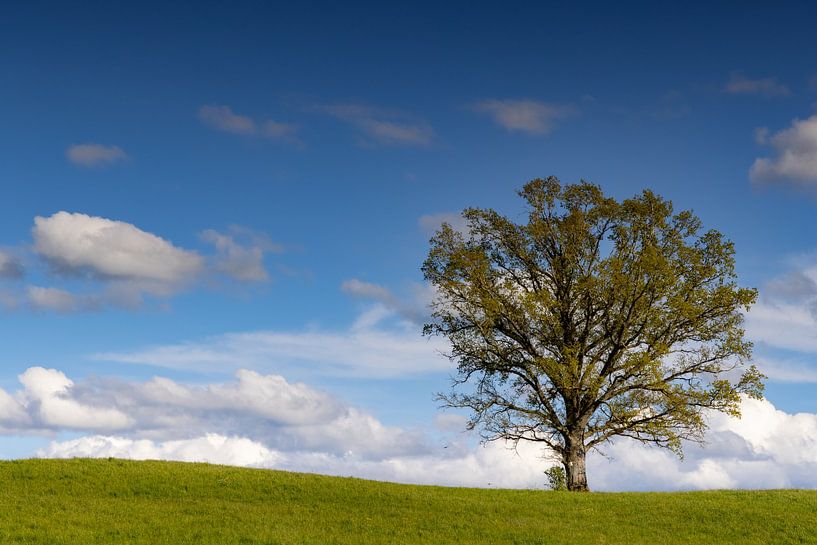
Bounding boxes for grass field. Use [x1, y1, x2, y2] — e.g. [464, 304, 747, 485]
[1, 458, 815, 544]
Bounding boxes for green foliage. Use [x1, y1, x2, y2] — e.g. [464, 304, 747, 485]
[0, 459, 815, 544]
[423, 177, 764, 491]
[545, 465, 567, 491]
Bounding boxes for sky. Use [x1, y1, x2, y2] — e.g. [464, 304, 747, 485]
[2, 1, 817, 490]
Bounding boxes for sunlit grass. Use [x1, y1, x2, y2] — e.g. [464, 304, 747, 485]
[0, 458, 814, 544]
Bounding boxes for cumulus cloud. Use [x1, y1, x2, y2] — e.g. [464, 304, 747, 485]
[42, 434, 282, 467]
[0, 250, 23, 279]
[198, 105, 299, 143]
[724, 73, 791, 98]
[47, 434, 280, 466]
[0, 213, 284, 313]
[2, 367, 426, 461]
[471, 99, 575, 135]
[66, 144, 128, 167]
[28, 383, 817, 491]
[200, 227, 282, 283]
[0, 367, 131, 432]
[750, 115, 817, 185]
[33, 211, 203, 296]
[39, 433, 548, 488]
[595, 397, 817, 490]
[316, 104, 434, 147]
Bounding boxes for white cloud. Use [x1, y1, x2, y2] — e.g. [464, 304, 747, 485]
[133, 369, 345, 428]
[198, 105, 256, 135]
[0, 250, 23, 278]
[434, 412, 468, 433]
[27, 286, 82, 313]
[417, 212, 469, 235]
[0, 387, 29, 428]
[6, 366, 817, 490]
[2, 366, 427, 461]
[750, 115, 817, 185]
[317, 104, 434, 147]
[341, 279, 432, 325]
[94, 314, 450, 378]
[33, 211, 203, 290]
[754, 356, 817, 383]
[66, 144, 128, 167]
[14, 367, 131, 430]
[746, 257, 817, 354]
[41, 434, 281, 467]
[0, 215, 283, 313]
[198, 105, 299, 143]
[724, 73, 791, 98]
[31, 392, 817, 491]
[471, 99, 575, 135]
[341, 279, 394, 304]
[201, 227, 281, 283]
[23, 212, 206, 311]
[746, 300, 817, 353]
[738, 257, 817, 383]
[261, 120, 297, 140]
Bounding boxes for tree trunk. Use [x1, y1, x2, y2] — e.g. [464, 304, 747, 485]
[563, 434, 589, 492]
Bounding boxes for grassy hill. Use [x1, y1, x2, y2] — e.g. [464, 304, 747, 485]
[1, 459, 815, 544]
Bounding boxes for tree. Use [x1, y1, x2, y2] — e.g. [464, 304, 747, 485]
[545, 465, 567, 491]
[422, 177, 764, 491]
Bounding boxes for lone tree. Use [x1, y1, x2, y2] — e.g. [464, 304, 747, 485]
[422, 177, 763, 491]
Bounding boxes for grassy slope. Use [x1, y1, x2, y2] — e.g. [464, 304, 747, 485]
[0, 459, 815, 544]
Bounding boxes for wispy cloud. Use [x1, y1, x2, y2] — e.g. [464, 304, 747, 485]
[417, 212, 469, 235]
[198, 105, 300, 144]
[745, 252, 817, 357]
[755, 357, 817, 383]
[26, 286, 86, 313]
[724, 72, 791, 98]
[66, 144, 128, 167]
[93, 304, 448, 378]
[750, 115, 817, 185]
[341, 279, 433, 325]
[471, 99, 576, 135]
[0, 250, 23, 279]
[200, 226, 283, 283]
[315, 103, 434, 147]
[198, 105, 256, 135]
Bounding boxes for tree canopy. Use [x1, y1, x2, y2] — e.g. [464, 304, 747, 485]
[422, 177, 764, 491]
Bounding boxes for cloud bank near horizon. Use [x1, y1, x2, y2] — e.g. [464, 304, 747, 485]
[0, 365, 815, 491]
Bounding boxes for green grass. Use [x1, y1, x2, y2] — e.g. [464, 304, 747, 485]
[1, 459, 815, 544]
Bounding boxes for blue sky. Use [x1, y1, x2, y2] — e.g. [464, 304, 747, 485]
[2, 1, 817, 490]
